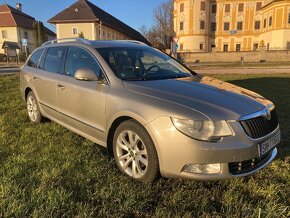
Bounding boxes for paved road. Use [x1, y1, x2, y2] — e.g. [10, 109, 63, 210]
[193, 67, 290, 74]
[0, 67, 20, 75]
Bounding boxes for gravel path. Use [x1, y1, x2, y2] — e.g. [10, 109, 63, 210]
[193, 67, 290, 74]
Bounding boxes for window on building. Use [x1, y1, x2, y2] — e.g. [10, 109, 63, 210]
[269, 16, 272, 26]
[180, 3, 184, 12]
[24, 31, 28, 39]
[200, 20, 205, 30]
[288, 14, 290, 24]
[237, 22, 243, 30]
[180, 43, 183, 51]
[267, 43, 270, 50]
[225, 4, 230, 13]
[211, 22, 216, 32]
[223, 44, 229, 52]
[200, 1, 205, 11]
[224, 22, 230, 31]
[210, 44, 216, 51]
[2, 30, 7, 38]
[27, 49, 44, 68]
[103, 30, 105, 38]
[256, 2, 262, 11]
[238, 3, 244, 12]
[255, 21, 261, 30]
[43, 47, 66, 73]
[236, 44, 241, 51]
[65, 47, 102, 77]
[264, 19, 267, 28]
[211, 4, 217, 13]
[72, 27, 78, 35]
[180, 21, 184, 31]
[253, 43, 259, 51]
[200, 43, 204, 50]
[287, 42, 290, 50]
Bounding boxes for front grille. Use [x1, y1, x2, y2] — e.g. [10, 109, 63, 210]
[239, 109, 278, 139]
[229, 151, 272, 175]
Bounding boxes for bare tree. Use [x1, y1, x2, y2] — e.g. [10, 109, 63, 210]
[153, 0, 174, 49]
[140, 0, 174, 50]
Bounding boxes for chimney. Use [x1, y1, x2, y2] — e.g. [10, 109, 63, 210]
[16, 3, 22, 12]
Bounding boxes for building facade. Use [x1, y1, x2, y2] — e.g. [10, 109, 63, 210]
[0, 3, 55, 56]
[174, 0, 290, 52]
[48, 0, 149, 44]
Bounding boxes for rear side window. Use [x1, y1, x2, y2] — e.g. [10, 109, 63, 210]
[43, 47, 66, 73]
[64, 47, 102, 77]
[27, 49, 44, 68]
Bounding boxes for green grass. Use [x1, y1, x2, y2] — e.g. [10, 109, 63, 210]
[0, 74, 289, 217]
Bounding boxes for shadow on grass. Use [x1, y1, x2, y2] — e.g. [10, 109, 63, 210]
[228, 77, 290, 158]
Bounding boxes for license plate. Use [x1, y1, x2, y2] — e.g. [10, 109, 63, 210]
[258, 130, 281, 157]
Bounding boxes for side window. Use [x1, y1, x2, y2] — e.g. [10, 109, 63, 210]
[43, 47, 66, 73]
[27, 49, 44, 68]
[64, 47, 102, 77]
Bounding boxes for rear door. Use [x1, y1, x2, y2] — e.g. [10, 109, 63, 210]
[56, 46, 109, 142]
[32, 46, 67, 116]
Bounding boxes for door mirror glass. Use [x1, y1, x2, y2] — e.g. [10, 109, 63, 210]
[74, 68, 98, 81]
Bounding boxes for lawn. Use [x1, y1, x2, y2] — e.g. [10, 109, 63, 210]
[0, 74, 289, 217]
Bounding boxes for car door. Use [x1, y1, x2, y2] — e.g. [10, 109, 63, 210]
[56, 46, 110, 142]
[32, 46, 67, 116]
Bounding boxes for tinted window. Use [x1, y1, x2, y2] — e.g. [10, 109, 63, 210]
[43, 47, 66, 73]
[27, 49, 44, 68]
[64, 47, 102, 77]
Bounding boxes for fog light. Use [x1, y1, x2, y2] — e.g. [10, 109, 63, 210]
[182, 163, 221, 174]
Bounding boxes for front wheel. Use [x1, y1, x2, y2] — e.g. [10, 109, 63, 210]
[113, 120, 159, 183]
[26, 91, 44, 123]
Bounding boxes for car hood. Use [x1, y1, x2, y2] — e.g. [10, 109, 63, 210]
[123, 76, 273, 121]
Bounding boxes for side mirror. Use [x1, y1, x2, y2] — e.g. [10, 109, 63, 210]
[74, 68, 98, 81]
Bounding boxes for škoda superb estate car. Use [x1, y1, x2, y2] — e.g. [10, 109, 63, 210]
[20, 38, 280, 182]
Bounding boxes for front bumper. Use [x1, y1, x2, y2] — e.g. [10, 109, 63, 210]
[145, 117, 279, 180]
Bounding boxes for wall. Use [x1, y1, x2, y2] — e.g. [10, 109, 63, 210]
[0, 27, 18, 54]
[56, 23, 95, 40]
[179, 49, 290, 63]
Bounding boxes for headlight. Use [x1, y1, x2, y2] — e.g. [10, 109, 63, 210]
[171, 118, 233, 142]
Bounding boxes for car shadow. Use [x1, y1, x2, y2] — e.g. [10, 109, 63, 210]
[227, 76, 290, 159]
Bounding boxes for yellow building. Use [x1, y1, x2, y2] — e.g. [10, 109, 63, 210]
[48, 0, 149, 44]
[174, 0, 290, 52]
[0, 3, 55, 56]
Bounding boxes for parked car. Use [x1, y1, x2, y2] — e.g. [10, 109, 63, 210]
[20, 39, 280, 182]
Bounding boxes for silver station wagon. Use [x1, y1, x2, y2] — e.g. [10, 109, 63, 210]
[20, 38, 280, 182]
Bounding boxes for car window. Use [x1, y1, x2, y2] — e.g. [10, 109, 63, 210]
[43, 47, 66, 73]
[64, 47, 102, 77]
[27, 49, 44, 68]
[97, 47, 193, 80]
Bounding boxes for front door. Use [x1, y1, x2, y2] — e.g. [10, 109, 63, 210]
[56, 46, 109, 142]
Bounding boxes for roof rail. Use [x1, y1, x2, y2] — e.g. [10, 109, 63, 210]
[115, 40, 149, 46]
[42, 38, 92, 46]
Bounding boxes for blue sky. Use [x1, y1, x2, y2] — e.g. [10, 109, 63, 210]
[4, 0, 166, 32]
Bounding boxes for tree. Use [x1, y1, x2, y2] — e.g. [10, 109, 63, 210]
[33, 21, 46, 47]
[141, 0, 174, 50]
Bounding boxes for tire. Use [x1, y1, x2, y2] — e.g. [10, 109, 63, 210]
[113, 120, 159, 183]
[26, 91, 44, 124]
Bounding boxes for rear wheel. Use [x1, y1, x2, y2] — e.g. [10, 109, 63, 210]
[113, 120, 159, 182]
[26, 91, 44, 123]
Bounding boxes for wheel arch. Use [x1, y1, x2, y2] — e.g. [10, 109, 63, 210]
[106, 112, 148, 156]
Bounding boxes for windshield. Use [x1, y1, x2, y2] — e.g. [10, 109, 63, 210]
[97, 46, 194, 81]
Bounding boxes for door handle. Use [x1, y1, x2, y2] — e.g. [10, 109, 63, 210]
[57, 84, 65, 90]
[32, 76, 38, 81]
